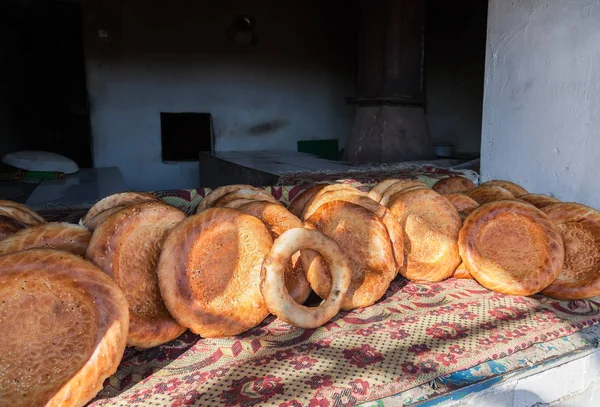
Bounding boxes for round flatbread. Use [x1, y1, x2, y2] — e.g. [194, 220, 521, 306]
[0, 222, 91, 257]
[459, 201, 564, 296]
[445, 194, 480, 220]
[304, 201, 396, 310]
[0, 215, 27, 241]
[86, 202, 187, 349]
[210, 189, 282, 208]
[479, 180, 528, 196]
[196, 184, 262, 213]
[367, 179, 403, 203]
[300, 192, 404, 273]
[158, 208, 272, 337]
[467, 185, 516, 205]
[452, 262, 473, 279]
[220, 198, 256, 209]
[81, 192, 158, 229]
[388, 188, 462, 282]
[379, 180, 429, 207]
[432, 176, 476, 195]
[301, 187, 365, 221]
[0, 202, 46, 228]
[519, 193, 560, 209]
[541, 203, 600, 300]
[83, 206, 126, 232]
[0, 249, 128, 407]
[236, 201, 312, 305]
[288, 184, 359, 218]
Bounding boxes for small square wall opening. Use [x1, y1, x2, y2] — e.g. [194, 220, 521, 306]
[161, 112, 213, 161]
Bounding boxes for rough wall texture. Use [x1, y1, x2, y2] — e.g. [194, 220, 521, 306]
[482, 0, 600, 207]
[83, 0, 356, 190]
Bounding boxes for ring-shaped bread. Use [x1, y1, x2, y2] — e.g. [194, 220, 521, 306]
[459, 200, 564, 296]
[304, 201, 397, 310]
[479, 180, 528, 196]
[261, 228, 352, 328]
[0, 249, 129, 407]
[86, 202, 187, 349]
[445, 194, 480, 220]
[388, 188, 462, 282]
[0, 222, 91, 257]
[196, 184, 262, 213]
[541, 203, 600, 300]
[519, 193, 560, 209]
[81, 192, 158, 229]
[236, 201, 312, 304]
[432, 176, 476, 195]
[158, 207, 272, 337]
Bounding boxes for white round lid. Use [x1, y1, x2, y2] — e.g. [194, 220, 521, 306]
[2, 151, 80, 174]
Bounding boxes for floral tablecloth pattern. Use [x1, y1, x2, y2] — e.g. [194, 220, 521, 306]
[88, 278, 600, 407]
[31, 175, 600, 407]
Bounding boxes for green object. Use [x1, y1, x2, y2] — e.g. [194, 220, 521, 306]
[0, 170, 64, 181]
[297, 139, 339, 160]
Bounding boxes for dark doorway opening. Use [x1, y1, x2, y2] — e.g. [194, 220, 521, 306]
[161, 112, 213, 161]
[1, 0, 92, 167]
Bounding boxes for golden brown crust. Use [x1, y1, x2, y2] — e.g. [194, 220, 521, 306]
[287, 184, 359, 218]
[0, 201, 47, 227]
[519, 193, 561, 209]
[379, 180, 430, 207]
[261, 228, 352, 328]
[0, 199, 46, 226]
[0, 249, 128, 407]
[367, 179, 403, 203]
[196, 184, 261, 213]
[300, 192, 403, 273]
[541, 203, 600, 299]
[210, 189, 282, 208]
[304, 201, 396, 310]
[220, 198, 257, 209]
[388, 188, 462, 282]
[432, 176, 476, 195]
[81, 192, 158, 228]
[445, 194, 480, 220]
[288, 186, 327, 218]
[0, 223, 91, 257]
[467, 185, 516, 205]
[479, 180, 528, 196]
[453, 262, 473, 279]
[236, 201, 312, 305]
[86, 202, 187, 349]
[301, 188, 365, 221]
[459, 201, 564, 296]
[0, 215, 27, 240]
[158, 208, 272, 337]
[83, 206, 126, 232]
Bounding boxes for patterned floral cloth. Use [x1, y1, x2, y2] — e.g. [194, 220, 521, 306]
[33, 176, 598, 407]
[89, 279, 600, 407]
